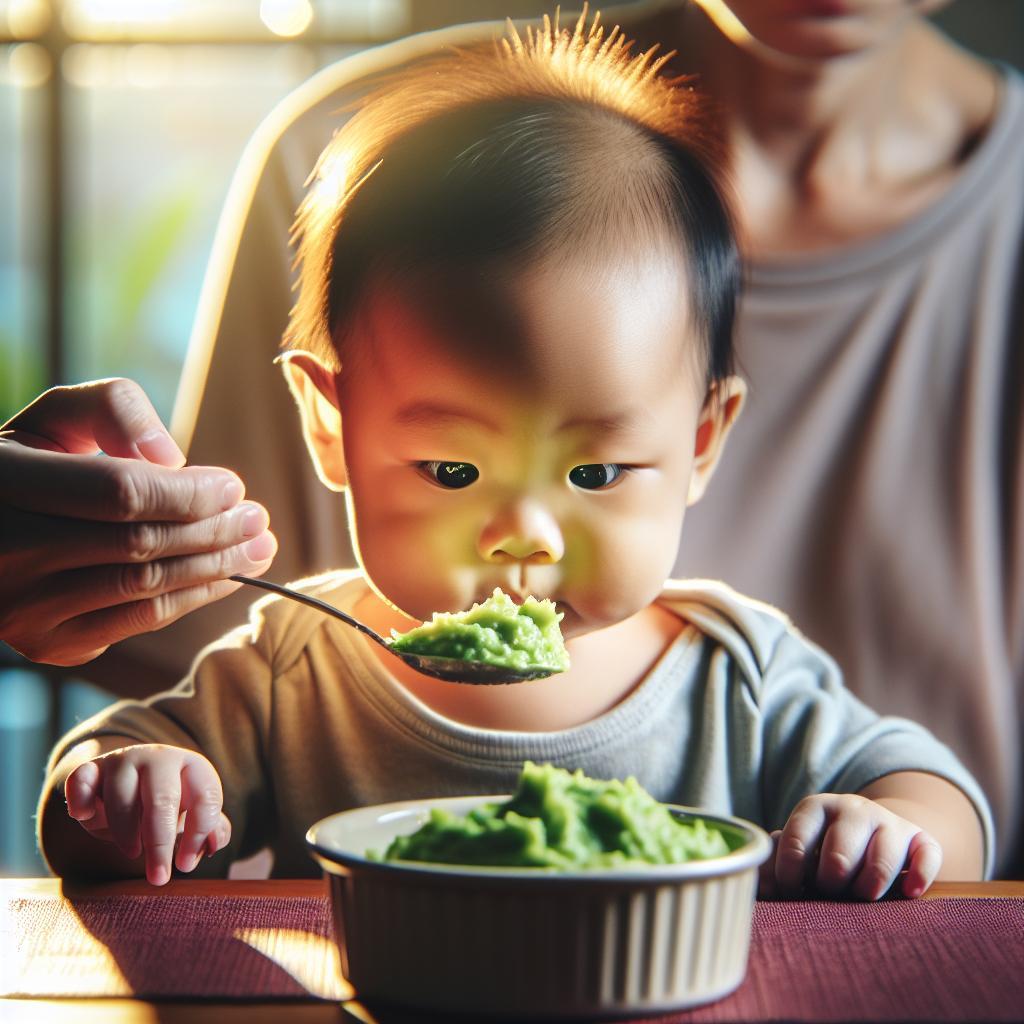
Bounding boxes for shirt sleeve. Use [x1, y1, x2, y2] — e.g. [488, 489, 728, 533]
[41, 622, 277, 871]
[756, 626, 997, 878]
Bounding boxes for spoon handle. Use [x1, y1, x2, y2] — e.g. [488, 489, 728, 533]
[229, 574, 390, 649]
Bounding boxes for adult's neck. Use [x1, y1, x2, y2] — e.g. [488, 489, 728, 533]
[653, 4, 999, 253]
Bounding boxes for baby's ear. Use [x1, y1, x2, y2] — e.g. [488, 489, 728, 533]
[687, 376, 746, 506]
[277, 350, 348, 492]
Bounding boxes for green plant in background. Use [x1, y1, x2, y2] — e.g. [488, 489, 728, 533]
[68, 172, 209, 421]
[0, 325, 46, 417]
[107, 180, 203, 354]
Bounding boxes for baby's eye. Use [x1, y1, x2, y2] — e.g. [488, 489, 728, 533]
[568, 464, 624, 490]
[419, 461, 480, 489]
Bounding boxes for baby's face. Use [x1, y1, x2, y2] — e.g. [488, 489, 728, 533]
[335, 251, 712, 640]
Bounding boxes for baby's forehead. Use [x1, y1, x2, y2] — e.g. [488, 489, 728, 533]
[354, 250, 703, 400]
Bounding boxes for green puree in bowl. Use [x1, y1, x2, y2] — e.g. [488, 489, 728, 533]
[381, 762, 731, 868]
[387, 589, 570, 673]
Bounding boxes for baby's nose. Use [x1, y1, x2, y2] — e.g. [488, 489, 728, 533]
[478, 499, 565, 564]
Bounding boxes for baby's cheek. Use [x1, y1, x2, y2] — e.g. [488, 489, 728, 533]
[566, 521, 676, 625]
[355, 506, 480, 618]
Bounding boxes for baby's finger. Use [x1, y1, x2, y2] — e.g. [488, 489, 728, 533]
[849, 823, 911, 901]
[65, 761, 101, 821]
[775, 798, 829, 896]
[175, 755, 225, 873]
[203, 813, 233, 858]
[815, 808, 875, 895]
[76, 796, 111, 838]
[758, 831, 782, 899]
[138, 757, 184, 886]
[101, 757, 142, 860]
[900, 831, 943, 899]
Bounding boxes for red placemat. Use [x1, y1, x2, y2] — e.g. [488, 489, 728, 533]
[6, 893, 1022, 1020]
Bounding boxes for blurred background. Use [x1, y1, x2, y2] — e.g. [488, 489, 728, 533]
[1, 0, 1022, 877]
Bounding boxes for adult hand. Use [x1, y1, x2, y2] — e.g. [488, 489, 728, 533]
[0, 378, 277, 665]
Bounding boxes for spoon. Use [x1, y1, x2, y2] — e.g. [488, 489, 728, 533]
[229, 575, 557, 685]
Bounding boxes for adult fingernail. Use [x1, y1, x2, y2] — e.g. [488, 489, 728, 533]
[137, 430, 184, 466]
[245, 532, 276, 562]
[151, 864, 169, 886]
[221, 478, 244, 510]
[240, 504, 267, 538]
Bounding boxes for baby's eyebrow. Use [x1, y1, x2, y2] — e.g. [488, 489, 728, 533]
[394, 401, 502, 434]
[559, 411, 647, 436]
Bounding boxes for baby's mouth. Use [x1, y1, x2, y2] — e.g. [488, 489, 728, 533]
[472, 589, 572, 619]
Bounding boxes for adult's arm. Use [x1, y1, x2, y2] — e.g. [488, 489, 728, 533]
[0, 378, 276, 665]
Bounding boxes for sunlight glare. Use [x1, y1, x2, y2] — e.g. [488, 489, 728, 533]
[308, 146, 365, 234]
[233, 926, 351, 999]
[691, 0, 755, 48]
[71, 0, 177, 26]
[9, 42, 51, 87]
[260, 0, 313, 39]
[7, 0, 50, 38]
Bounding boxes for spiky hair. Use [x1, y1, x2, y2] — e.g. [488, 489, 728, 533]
[285, 5, 734, 377]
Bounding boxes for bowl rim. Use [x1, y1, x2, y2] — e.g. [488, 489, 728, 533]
[305, 794, 773, 883]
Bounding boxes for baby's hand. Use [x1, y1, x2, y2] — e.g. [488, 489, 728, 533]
[759, 794, 942, 901]
[64, 744, 231, 886]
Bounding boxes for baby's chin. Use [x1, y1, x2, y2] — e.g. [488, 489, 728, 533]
[554, 601, 635, 642]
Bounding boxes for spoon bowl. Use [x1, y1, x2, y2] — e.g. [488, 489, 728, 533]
[229, 575, 557, 685]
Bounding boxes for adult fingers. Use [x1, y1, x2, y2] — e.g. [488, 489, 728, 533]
[900, 831, 943, 899]
[4, 500, 269, 576]
[774, 796, 829, 897]
[33, 531, 277, 624]
[138, 756, 185, 886]
[1, 378, 184, 464]
[37, 576, 252, 666]
[175, 755, 226, 873]
[0, 442, 245, 523]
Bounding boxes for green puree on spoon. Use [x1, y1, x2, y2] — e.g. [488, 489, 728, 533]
[387, 588, 570, 674]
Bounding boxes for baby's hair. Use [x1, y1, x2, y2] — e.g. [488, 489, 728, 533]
[285, 5, 738, 385]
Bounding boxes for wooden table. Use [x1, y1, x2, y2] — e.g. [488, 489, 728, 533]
[4, 878, 1023, 1023]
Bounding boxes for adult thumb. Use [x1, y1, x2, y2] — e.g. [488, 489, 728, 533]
[2, 378, 186, 466]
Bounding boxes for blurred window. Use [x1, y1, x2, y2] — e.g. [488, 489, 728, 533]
[61, 42, 339, 414]
[0, 43, 47, 413]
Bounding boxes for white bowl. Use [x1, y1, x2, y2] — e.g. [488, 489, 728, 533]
[307, 796, 771, 1019]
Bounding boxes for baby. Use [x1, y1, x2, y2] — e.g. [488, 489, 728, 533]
[38, 11, 991, 897]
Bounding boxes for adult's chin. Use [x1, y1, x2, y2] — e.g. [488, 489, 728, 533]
[712, 2, 933, 62]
